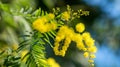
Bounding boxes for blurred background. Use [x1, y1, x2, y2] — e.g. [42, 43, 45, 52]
[0, 0, 120, 67]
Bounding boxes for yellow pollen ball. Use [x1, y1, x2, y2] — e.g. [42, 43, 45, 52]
[76, 23, 85, 33]
[85, 38, 95, 47]
[88, 46, 97, 53]
[61, 11, 70, 21]
[32, 18, 49, 33]
[76, 42, 85, 50]
[60, 50, 66, 57]
[82, 32, 91, 40]
[83, 52, 89, 58]
[90, 54, 96, 58]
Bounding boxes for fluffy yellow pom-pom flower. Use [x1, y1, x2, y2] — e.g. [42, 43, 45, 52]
[88, 46, 97, 53]
[82, 32, 91, 40]
[76, 23, 85, 33]
[90, 54, 96, 58]
[32, 14, 57, 33]
[61, 11, 70, 21]
[32, 18, 48, 33]
[83, 52, 89, 58]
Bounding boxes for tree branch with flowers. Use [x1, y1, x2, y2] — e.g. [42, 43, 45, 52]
[0, 3, 97, 67]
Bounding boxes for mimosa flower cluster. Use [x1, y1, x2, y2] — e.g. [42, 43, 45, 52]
[53, 23, 97, 66]
[32, 5, 97, 67]
[32, 13, 57, 33]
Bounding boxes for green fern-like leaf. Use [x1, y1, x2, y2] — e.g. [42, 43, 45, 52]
[23, 44, 49, 67]
[32, 44, 49, 67]
[18, 31, 50, 67]
[16, 7, 56, 67]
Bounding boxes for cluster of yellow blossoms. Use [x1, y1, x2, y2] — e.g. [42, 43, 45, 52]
[32, 13, 57, 33]
[32, 8, 97, 66]
[53, 22, 97, 66]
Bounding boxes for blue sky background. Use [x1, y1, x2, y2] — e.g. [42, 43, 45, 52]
[83, 0, 120, 67]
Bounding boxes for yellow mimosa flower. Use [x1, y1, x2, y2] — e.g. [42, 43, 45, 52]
[76, 23, 85, 33]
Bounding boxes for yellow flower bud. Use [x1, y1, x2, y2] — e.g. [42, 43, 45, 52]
[76, 23, 85, 33]
[83, 52, 89, 58]
[85, 38, 95, 47]
[83, 48, 87, 51]
[82, 32, 91, 40]
[88, 46, 97, 53]
[61, 11, 70, 21]
[90, 54, 96, 58]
